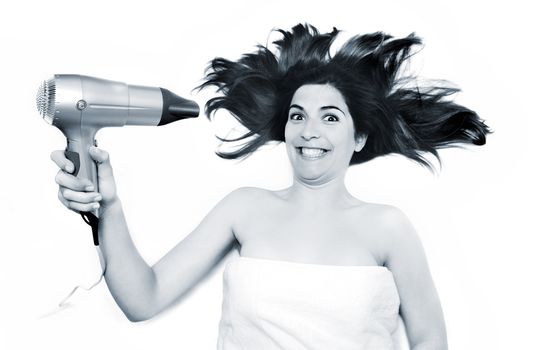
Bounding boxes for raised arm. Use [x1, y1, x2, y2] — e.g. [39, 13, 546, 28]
[382, 207, 448, 350]
[52, 146, 241, 322]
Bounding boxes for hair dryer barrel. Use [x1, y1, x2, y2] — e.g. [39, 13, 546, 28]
[37, 75, 200, 129]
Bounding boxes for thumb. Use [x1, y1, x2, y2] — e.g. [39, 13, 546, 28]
[89, 146, 113, 177]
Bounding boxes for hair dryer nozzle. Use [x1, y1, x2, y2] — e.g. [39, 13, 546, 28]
[159, 88, 200, 126]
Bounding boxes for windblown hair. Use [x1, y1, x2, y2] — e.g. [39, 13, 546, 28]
[199, 23, 491, 169]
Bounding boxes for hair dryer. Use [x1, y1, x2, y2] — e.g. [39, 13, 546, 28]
[37, 74, 200, 245]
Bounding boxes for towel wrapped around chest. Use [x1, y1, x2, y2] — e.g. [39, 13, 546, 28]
[217, 256, 405, 350]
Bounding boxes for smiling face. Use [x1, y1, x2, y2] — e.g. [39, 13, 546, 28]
[284, 84, 366, 186]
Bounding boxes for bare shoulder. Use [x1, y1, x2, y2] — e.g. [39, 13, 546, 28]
[224, 186, 274, 205]
[350, 201, 417, 263]
[371, 205, 426, 271]
[352, 200, 409, 230]
[219, 186, 276, 217]
[373, 204, 412, 233]
[362, 203, 417, 248]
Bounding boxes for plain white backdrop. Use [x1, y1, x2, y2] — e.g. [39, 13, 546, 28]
[1, 1, 548, 349]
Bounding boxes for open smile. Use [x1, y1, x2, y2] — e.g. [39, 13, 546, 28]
[296, 147, 330, 160]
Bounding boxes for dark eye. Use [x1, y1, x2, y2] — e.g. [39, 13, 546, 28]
[323, 114, 339, 122]
[289, 113, 304, 121]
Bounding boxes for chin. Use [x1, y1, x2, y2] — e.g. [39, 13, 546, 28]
[294, 169, 332, 184]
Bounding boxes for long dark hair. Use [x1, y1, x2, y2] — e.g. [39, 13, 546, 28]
[198, 23, 491, 170]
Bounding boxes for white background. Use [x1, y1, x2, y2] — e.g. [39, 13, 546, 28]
[1, 1, 548, 349]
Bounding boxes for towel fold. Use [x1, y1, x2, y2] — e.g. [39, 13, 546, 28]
[217, 256, 402, 350]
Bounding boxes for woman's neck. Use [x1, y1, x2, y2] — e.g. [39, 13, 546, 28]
[286, 174, 355, 210]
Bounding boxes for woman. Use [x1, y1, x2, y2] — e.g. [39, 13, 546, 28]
[51, 24, 490, 349]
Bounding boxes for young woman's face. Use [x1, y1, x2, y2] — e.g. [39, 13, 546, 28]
[284, 84, 366, 185]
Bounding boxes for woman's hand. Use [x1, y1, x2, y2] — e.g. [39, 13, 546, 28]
[51, 146, 118, 213]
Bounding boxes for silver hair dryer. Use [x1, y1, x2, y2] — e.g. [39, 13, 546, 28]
[37, 74, 200, 245]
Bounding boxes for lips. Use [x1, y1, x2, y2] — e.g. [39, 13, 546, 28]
[296, 147, 330, 160]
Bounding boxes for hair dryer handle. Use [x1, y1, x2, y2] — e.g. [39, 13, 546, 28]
[66, 136, 100, 245]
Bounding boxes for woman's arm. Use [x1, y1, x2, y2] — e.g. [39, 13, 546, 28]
[382, 207, 448, 350]
[52, 147, 241, 322]
[99, 189, 239, 322]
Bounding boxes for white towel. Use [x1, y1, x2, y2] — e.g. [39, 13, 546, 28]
[217, 256, 406, 349]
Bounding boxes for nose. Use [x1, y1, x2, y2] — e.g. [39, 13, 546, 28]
[300, 119, 320, 141]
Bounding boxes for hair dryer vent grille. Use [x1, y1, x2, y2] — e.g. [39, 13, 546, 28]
[36, 78, 56, 124]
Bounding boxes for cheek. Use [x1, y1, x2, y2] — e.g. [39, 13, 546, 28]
[332, 127, 357, 156]
[284, 123, 294, 152]
[284, 121, 297, 142]
[283, 122, 289, 141]
[332, 126, 354, 146]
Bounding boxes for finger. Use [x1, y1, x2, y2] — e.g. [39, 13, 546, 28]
[51, 150, 74, 173]
[66, 199, 100, 213]
[60, 188, 102, 204]
[57, 188, 98, 213]
[89, 146, 114, 179]
[55, 169, 95, 191]
[89, 146, 110, 165]
[58, 188, 72, 210]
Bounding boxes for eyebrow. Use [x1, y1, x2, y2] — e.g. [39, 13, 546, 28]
[289, 104, 346, 114]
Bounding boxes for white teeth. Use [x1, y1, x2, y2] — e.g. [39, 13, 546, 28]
[300, 147, 327, 158]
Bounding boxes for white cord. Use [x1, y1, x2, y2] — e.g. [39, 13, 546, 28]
[58, 247, 106, 307]
[39, 247, 106, 319]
